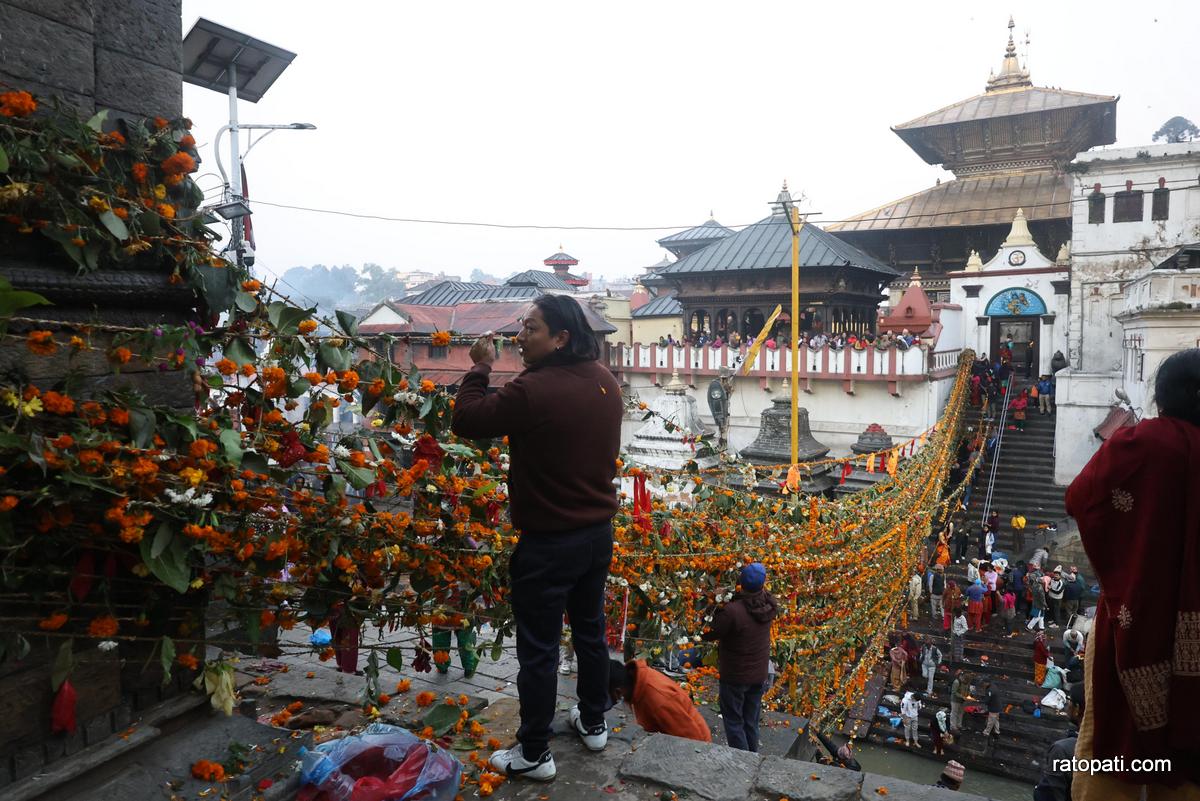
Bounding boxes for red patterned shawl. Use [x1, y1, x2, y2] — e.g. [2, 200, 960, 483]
[1065, 416, 1200, 785]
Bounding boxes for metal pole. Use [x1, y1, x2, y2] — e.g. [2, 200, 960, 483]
[790, 205, 800, 464]
[227, 63, 243, 267]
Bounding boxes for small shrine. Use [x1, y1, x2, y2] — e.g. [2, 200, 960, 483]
[624, 372, 719, 470]
[834, 423, 897, 496]
[737, 397, 834, 493]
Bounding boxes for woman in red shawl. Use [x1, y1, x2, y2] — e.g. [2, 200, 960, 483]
[1066, 349, 1200, 798]
[1032, 630, 1049, 686]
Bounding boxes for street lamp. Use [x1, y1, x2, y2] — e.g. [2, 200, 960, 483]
[182, 18, 312, 269]
[771, 182, 803, 465]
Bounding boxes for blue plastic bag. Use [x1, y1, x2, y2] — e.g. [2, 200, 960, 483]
[299, 723, 462, 801]
[310, 628, 332, 647]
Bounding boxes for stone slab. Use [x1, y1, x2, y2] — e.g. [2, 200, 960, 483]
[620, 733, 762, 801]
[1, 0, 96, 33]
[862, 771, 982, 800]
[0, 5, 95, 95]
[754, 757, 861, 801]
[5, 726, 158, 801]
[94, 46, 181, 120]
[94, 0, 181, 72]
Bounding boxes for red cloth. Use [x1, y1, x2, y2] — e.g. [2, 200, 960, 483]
[1066, 416, 1200, 786]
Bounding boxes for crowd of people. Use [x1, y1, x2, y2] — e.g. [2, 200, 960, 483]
[657, 328, 925, 351]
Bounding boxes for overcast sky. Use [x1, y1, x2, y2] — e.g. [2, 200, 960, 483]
[180, 1, 1198, 286]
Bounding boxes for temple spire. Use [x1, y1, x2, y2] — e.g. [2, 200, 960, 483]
[986, 16, 1032, 92]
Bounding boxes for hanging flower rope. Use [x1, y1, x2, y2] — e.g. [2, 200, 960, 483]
[0, 90, 977, 742]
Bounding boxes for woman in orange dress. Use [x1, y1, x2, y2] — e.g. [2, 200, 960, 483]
[934, 531, 952, 568]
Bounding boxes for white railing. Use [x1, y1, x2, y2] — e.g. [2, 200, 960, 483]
[610, 343, 945, 382]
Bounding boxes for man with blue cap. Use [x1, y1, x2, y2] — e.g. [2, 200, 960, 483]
[702, 562, 779, 752]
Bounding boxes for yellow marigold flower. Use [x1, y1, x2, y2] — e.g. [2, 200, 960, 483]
[88, 196, 110, 213]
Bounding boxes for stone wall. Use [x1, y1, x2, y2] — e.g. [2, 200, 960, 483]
[0, 0, 182, 120]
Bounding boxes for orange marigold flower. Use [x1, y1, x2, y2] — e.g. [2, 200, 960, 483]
[26, 330, 58, 355]
[69, 335, 86, 350]
[112, 206, 129, 219]
[241, 279, 261, 293]
[431, 330, 452, 347]
[190, 758, 225, 782]
[395, 679, 412, 693]
[0, 495, 19, 512]
[377, 693, 392, 706]
[303, 371, 323, 384]
[38, 612, 68, 630]
[366, 378, 385, 396]
[157, 202, 175, 220]
[70, 236, 86, 248]
[420, 379, 436, 393]
[0, 90, 37, 117]
[131, 162, 149, 183]
[77, 449, 104, 472]
[333, 554, 354, 572]
[433, 650, 451, 666]
[41, 391, 75, 415]
[109, 407, 130, 426]
[176, 652, 199, 670]
[298, 319, 318, 334]
[415, 691, 436, 707]
[216, 358, 237, 376]
[153, 116, 169, 130]
[179, 134, 196, 149]
[240, 363, 257, 378]
[51, 434, 74, 449]
[108, 346, 132, 365]
[87, 615, 119, 638]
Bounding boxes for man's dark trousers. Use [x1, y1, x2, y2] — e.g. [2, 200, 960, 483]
[511, 521, 612, 757]
[719, 681, 765, 752]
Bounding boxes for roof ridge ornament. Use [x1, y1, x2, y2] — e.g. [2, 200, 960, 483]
[986, 16, 1032, 92]
[1001, 207, 1036, 248]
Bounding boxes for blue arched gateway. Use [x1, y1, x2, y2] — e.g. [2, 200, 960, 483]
[983, 287, 1048, 375]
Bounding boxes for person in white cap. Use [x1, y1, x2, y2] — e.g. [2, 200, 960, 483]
[1047, 566, 1065, 628]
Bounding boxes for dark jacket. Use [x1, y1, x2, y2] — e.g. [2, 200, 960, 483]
[702, 589, 778, 685]
[1063, 575, 1084, 601]
[451, 358, 622, 533]
[931, 573, 945, 595]
[985, 688, 1002, 713]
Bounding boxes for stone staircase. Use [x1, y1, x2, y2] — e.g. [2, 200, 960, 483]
[867, 621, 1076, 786]
[966, 403, 1068, 556]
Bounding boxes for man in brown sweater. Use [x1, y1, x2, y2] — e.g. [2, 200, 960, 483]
[452, 295, 623, 782]
[702, 562, 779, 752]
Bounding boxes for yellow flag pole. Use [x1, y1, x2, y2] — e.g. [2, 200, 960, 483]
[741, 304, 783, 376]
[790, 205, 801, 465]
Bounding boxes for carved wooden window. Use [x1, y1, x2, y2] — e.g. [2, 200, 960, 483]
[1113, 190, 1144, 223]
[1151, 188, 1170, 221]
[1088, 192, 1106, 224]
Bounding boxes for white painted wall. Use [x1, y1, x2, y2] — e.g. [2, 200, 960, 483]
[1067, 143, 1200, 373]
[1116, 268, 1200, 416]
[1052, 368, 1120, 484]
[623, 373, 953, 457]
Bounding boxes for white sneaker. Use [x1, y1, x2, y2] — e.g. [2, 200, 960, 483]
[489, 744, 556, 781]
[569, 704, 608, 751]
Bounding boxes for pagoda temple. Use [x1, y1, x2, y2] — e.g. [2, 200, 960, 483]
[647, 186, 897, 339]
[829, 17, 1118, 303]
[541, 248, 590, 288]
